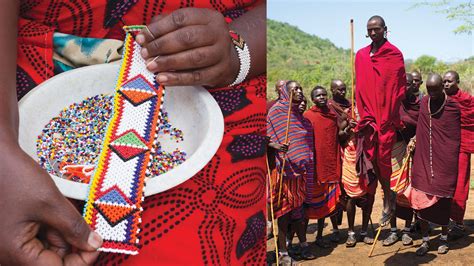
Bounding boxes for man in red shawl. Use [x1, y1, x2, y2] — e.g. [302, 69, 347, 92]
[443, 71, 474, 234]
[304, 86, 344, 247]
[355, 15, 406, 225]
[409, 74, 461, 256]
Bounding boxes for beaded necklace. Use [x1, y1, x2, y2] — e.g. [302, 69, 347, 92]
[427, 92, 447, 181]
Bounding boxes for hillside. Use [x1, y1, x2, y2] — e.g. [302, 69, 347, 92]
[267, 19, 474, 100]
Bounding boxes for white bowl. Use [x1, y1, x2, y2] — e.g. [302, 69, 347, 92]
[18, 64, 224, 200]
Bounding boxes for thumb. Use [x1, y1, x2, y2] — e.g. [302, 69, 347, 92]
[39, 195, 102, 252]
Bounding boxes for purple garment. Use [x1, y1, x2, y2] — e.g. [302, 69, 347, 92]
[411, 95, 461, 198]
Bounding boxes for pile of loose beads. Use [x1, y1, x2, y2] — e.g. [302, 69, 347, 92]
[36, 94, 187, 183]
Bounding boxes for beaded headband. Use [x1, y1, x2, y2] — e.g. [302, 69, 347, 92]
[83, 25, 164, 255]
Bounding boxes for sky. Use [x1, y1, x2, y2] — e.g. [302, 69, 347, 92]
[268, 0, 473, 62]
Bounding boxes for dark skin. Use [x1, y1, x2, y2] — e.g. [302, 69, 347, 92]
[0, 2, 102, 265]
[443, 71, 460, 96]
[330, 79, 347, 103]
[1, 1, 266, 265]
[287, 81, 304, 103]
[367, 17, 387, 55]
[411, 71, 423, 93]
[136, 4, 266, 87]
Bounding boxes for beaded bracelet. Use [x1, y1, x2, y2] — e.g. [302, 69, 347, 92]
[83, 25, 164, 255]
[229, 30, 251, 87]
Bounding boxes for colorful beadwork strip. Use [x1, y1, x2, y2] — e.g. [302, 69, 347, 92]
[83, 25, 164, 255]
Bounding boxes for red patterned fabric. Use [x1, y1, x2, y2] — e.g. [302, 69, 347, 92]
[18, 1, 266, 264]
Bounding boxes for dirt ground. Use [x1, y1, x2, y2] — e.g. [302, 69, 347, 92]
[267, 156, 474, 265]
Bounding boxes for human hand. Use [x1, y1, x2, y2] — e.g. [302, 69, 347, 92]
[0, 144, 102, 265]
[269, 142, 289, 153]
[136, 8, 240, 88]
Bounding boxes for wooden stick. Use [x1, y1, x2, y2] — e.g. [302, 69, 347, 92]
[350, 19, 355, 119]
[277, 90, 294, 207]
[369, 225, 383, 257]
[266, 157, 279, 265]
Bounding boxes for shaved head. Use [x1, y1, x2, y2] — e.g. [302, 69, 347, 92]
[330, 79, 347, 100]
[367, 15, 386, 27]
[426, 73, 444, 99]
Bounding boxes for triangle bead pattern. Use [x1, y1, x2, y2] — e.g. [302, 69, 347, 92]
[83, 25, 165, 255]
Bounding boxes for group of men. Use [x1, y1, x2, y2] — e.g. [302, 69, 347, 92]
[266, 15, 473, 264]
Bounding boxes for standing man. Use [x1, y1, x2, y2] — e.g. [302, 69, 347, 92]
[443, 71, 474, 233]
[355, 15, 406, 225]
[410, 74, 461, 255]
[382, 73, 420, 246]
[304, 86, 343, 247]
[411, 71, 425, 101]
[267, 81, 315, 263]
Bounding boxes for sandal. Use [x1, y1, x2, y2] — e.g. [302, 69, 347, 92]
[279, 254, 293, 266]
[438, 240, 449, 254]
[346, 233, 357, 247]
[382, 232, 399, 246]
[359, 235, 374, 245]
[315, 238, 331, 248]
[401, 232, 413, 246]
[416, 241, 430, 256]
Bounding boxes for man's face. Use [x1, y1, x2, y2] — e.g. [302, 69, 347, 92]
[367, 20, 385, 43]
[427, 84, 443, 100]
[443, 73, 458, 95]
[331, 81, 347, 99]
[406, 75, 414, 93]
[298, 99, 307, 114]
[289, 82, 304, 103]
[312, 89, 328, 107]
[412, 73, 423, 91]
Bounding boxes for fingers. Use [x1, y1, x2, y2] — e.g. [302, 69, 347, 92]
[146, 46, 220, 73]
[39, 196, 102, 252]
[141, 25, 217, 59]
[64, 250, 100, 266]
[156, 65, 228, 87]
[143, 8, 213, 42]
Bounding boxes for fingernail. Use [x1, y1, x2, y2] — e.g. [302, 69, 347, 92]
[141, 48, 149, 58]
[147, 60, 158, 70]
[88, 231, 103, 249]
[157, 75, 168, 83]
[136, 34, 145, 45]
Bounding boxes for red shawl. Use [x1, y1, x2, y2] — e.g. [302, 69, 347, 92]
[304, 105, 341, 183]
[354, 41, 406, 179]
[450, 89, 474, 153]
[412, 96, 461, 197]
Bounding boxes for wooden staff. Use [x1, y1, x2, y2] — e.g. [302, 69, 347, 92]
[266, 157, 279, 265]
[277, 90, 294, 207]
[369, 145, 415, 257]
[350, 19, 355, 119]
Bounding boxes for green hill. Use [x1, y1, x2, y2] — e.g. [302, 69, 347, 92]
[267, 19, 474, 100]
[267, 19, 353, 100]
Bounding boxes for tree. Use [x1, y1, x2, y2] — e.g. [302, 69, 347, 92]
[412, 1, 473, 35]
[412, 55, 437, 73]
